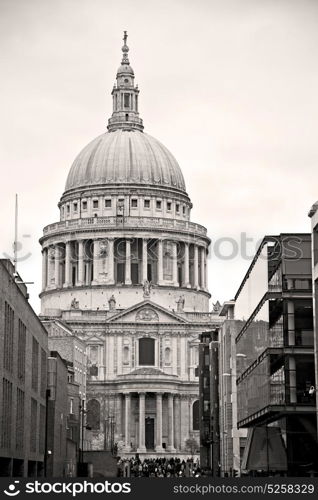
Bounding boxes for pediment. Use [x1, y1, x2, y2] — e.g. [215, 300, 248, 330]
[85, 334, 104, 344]
[105, 300, 189, 324]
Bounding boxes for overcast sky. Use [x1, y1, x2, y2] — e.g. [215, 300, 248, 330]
[1, 0, 318, 313]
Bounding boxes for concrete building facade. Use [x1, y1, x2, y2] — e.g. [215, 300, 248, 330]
[46, 351, 69, 477]
[39, 33, 218, 457]
[0, 259, 48, 477]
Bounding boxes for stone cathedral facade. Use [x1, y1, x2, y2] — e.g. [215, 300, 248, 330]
[40, 33, 219, 457]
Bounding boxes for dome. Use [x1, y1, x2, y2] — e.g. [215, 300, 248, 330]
[117, 63, 134, 75]
[64, 129, 186, 193]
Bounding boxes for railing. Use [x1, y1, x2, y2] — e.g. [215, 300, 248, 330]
[182, 312, 214, 322]
[43, 216, 207, 237]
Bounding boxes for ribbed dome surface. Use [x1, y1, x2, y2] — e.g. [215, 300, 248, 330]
[65, 130, 186, 192]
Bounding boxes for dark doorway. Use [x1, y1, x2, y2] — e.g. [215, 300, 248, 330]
[147, 263, 152, 282]
[131, 263, 139, 284]
[145, 417, 155, 449]
[13, 459, 24, 477]
[178, 266, 182, 286]
[72, 266, 76, 286]
[116, 263, 125, 284]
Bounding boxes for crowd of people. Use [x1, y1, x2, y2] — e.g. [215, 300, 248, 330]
[117, 456, 202, 477]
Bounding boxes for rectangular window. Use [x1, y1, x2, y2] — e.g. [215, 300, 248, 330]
[93, 200, 99, 209]
[167, 201, 172, 211]
[139, 338, 155, 366]
[30, 399, 37, 452]
[32, 338, 39, 392]
[156, 200, 162, 210]
[1, 378, 12, 448]
[124, 93, 130, 108]
[82, 201, 87, 210]
[4, 302, 14, 373]
[40, 348, 47, 399]
[18, 320, 26, 382]
[66, 205, 70, 214]
[16, 388, 25, 450]
[176, 204, 180, 213]
[73, 202, 78, 212]
[144, 199, 150, 209]
[131, 199, 138, 208]
[105, 199, 112, 208]
[70, 398, 74, 415]
[183, 205, 186, 215]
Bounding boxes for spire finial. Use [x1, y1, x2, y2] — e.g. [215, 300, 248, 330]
[121, 30, 129, 64]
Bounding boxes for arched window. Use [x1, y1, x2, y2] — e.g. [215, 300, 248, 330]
[164, 347, 171, 365]
[192, 400, 199, 430]
[139, 338, 155, 366]
[87, 399, 100, 430]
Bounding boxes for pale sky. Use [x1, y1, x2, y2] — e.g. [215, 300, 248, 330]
[1, 0, 318, 313]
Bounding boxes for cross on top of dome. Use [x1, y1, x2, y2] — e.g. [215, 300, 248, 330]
[121, 31, 129, 64]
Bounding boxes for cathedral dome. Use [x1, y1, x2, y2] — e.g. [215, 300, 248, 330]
[64, 129, 186, 193]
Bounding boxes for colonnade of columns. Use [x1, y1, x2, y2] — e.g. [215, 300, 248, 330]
[42, 237, 208, 292]
[122, 392, 181, 453]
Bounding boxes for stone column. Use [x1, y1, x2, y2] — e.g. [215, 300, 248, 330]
[54, 244, 61, 288]
[108, 238, 115, 284]
[125, 239, 132, 285]
[205, 249, 208, 290]
[77, 240, 84, 286]
[172, 241, 178, 286]
[124, 393, 131, 451]
[142, 239, 148, 282]
[155, 393, 163, 452]
[64, 241, 71, 287]
[183, 243, 190, 287]
[167, 393, 176, 452]
[200, 247, 205, 289]
[92, 239, 99, 285]
[193, 245, 199, 288]
[157, 239, 163, 285]
[137, 393, 146, 452]
[42, 248, 48, 291]
[174, 395, 181, 451]
[116, 394, 123, 440]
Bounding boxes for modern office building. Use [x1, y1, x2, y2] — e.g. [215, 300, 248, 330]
[234, 234, 317, 476]
[308, 201, 318, 441]
[218, 302, 246, 476]
[0, 259, 48, 477]
[38, 33, 220, 457]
